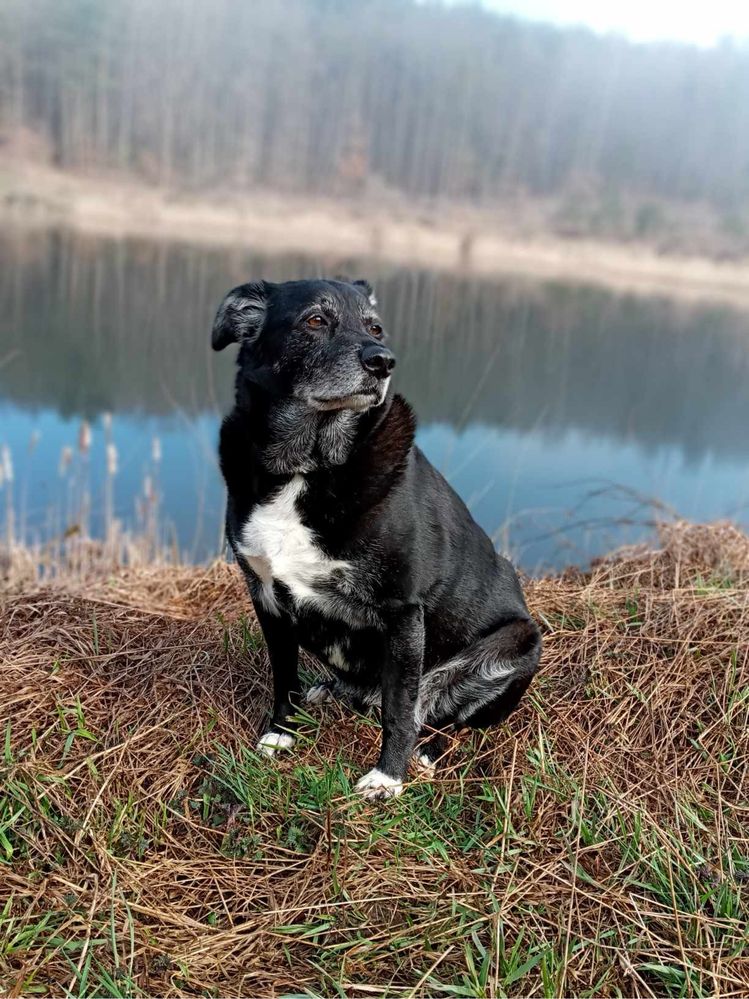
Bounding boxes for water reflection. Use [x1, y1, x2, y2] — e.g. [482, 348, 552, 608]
[1, 229, 748, 568]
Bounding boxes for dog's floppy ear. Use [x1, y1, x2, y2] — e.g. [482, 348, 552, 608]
[352, 279, 377, 307]
[211, 281, 270, 351]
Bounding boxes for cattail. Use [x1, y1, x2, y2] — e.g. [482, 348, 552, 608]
[1, 445, 13, 483]
[106, 442, 118, 476]
[59, 445, 73, 477]
[152, 436, 162, 463]
[29, 430, 40, 454]
[78, 420, 91, 455]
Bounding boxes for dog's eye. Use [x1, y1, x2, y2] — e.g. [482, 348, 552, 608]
[369, 323, 383, 338]
[306, 314, 327, 329]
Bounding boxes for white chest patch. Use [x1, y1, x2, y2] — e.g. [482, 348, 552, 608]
[238, 475, 349, 615]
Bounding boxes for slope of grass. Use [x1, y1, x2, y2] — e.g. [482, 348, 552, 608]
[1, 521, 748, 997]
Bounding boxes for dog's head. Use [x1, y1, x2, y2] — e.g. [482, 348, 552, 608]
[212, 278, 394, 412]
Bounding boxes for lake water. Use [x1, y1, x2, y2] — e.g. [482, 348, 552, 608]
[1, 228, 748, 572]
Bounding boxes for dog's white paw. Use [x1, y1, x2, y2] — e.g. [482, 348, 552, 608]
[256, 731, 295, 758]
[355, 768, 404, 800]
[305, 683, 333, 705]
[413, 752, 437, 774]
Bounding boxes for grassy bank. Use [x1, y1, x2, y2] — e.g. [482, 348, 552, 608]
[1, 522, 748, 997]
[3, 159, 749, 308]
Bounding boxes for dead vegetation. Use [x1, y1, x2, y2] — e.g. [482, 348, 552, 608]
[1, 521, 748, 997]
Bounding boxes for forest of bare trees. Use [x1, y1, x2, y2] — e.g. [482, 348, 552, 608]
[1, 0, 749, 217]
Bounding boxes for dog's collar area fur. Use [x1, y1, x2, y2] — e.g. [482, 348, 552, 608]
[231, 384, 414, 478]
[266, 406, 359, 474]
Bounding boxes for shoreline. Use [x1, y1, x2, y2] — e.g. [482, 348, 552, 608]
[3, 159, 749, 308]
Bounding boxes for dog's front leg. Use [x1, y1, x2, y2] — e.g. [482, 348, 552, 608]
[356, 605, 424, 800]
[253, 601, 300, 758]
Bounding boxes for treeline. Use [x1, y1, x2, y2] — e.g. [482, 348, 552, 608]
[1, 0, 749, 210]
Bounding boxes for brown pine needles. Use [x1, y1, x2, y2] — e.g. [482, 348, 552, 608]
[1, 521, 748, 997]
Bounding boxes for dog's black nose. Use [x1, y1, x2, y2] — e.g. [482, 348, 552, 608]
[360, 343, 396, 378]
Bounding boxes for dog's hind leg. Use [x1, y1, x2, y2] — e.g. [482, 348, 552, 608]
[413, 731, 449, 772]
[417, 617, 541, 734]
[305, 678, 381, 712]
[304, 681, 336, 705]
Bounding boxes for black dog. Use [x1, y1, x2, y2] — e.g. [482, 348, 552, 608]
[214, 278, 541, 799]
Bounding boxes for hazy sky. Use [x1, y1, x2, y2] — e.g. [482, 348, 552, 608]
[473, 0, 748, 46]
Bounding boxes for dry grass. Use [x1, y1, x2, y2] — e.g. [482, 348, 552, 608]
[1, 521, 748, 997]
